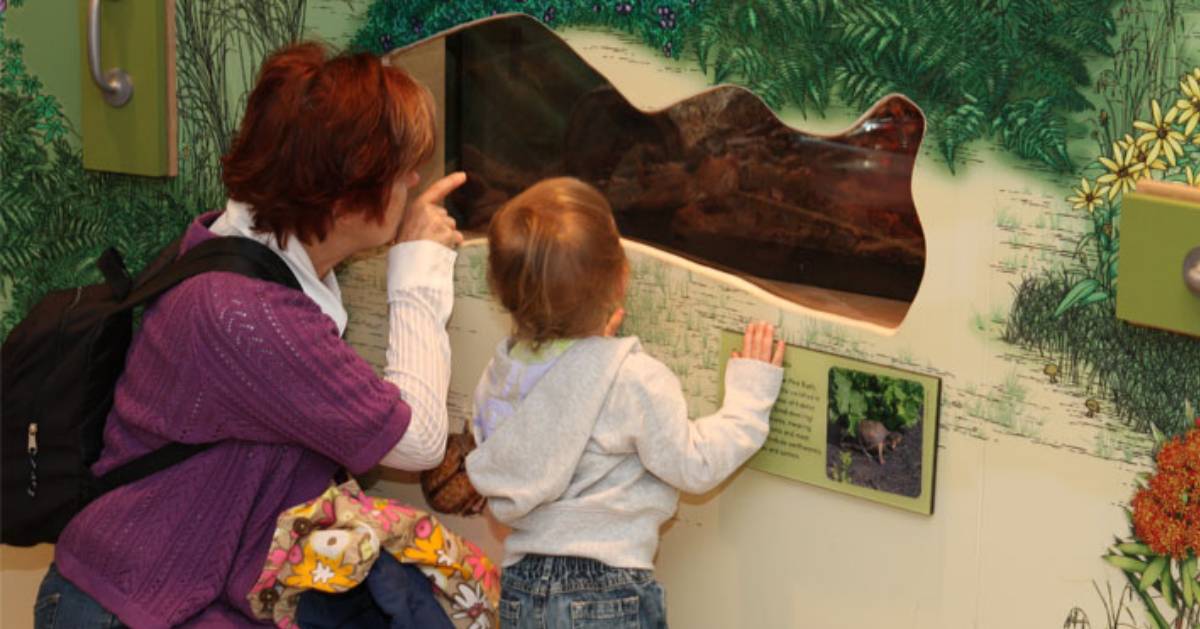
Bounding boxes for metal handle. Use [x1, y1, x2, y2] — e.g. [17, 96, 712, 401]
[1185, 247, 1200, 297]
[87, 0, 132, 107]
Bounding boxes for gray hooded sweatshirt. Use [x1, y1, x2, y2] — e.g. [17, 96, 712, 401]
[465, 336, 783, 569]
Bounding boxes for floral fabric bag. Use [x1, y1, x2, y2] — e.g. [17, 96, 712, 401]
[249, 479, 499, 629]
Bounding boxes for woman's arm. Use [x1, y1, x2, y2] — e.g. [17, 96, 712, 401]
[377, 240, 455, 470]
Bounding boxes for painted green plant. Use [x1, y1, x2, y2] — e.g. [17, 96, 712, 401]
[1093, 0, 1187, 155]
[1005, 53, 1200, 440]
[1056, 67, 1200, 317]
[354, 0, 1118, 174]
[0, 0, 308, 337]
[694, 0, 1115, 173]
[354, 0, 697, 61]
[1000, 0, 1200, 446]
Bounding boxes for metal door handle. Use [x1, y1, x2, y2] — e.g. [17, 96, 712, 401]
[87, 0, 132, 107]
[1185, 246, 1200, 297]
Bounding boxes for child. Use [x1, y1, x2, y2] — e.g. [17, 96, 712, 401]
[464, 177, 784, 628]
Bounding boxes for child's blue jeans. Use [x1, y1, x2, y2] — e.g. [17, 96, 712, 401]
[499, 554, 667, 628]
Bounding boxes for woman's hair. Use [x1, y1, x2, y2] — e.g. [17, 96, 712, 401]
[222, 42, 436, 246]
[487, 178, 627, 348]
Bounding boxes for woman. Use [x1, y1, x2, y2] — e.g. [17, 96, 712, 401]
[34, 42, 463, 628]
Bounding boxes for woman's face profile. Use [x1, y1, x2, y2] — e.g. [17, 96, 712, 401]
[331, 169, 420, 250]
[382, 169, 421, 242]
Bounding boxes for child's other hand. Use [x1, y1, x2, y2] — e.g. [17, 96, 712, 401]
[732, 321, 785, 366]
[463, 495, 487, 517]
[602, 307, 625, 337]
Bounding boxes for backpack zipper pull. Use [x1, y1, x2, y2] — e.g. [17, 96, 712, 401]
[27, 423, 38, 498]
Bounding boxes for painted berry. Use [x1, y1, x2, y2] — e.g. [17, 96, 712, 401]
[657, 6, 676, 28]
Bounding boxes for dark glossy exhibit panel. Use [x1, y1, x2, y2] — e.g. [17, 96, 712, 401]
[443, 16, 926, 304]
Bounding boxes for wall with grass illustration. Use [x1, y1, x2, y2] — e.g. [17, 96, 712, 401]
[6, 0, 1195, 440]
[4, 0, 1200, 628]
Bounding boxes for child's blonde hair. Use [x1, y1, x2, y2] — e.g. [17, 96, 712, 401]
[487, 177, 627, 348]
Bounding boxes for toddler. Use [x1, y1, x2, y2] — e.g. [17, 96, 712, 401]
[465, 177, 784, 628]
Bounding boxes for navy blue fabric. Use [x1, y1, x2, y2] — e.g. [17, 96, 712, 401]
[295, 553, 453, 629]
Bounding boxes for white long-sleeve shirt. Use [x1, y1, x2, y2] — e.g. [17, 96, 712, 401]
[211, 200, 452, 471]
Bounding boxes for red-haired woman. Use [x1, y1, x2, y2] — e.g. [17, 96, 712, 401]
[34, 43, 464, 628]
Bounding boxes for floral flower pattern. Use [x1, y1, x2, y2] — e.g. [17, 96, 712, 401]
[451, 582, 493, 629]
[251, 481, 499, 628]
[284, 545, 357, 592]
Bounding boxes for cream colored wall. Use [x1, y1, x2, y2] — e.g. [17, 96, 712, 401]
[1, 546, 52, 628]
[354, 25, 1153, 628]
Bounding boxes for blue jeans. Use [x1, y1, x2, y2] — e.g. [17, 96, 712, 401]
[499, 555, 667, 629]
[34, 564, 125, 629]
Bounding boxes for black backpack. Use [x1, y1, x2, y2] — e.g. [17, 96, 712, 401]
[1, 236, 301, 546]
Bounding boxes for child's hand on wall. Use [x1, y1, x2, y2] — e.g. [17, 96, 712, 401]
[732, 322, 785, 367]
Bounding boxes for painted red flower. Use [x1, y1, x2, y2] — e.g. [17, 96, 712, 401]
[1131, 426, 1200, 558]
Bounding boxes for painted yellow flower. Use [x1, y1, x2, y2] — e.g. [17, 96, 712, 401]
[1116, 133, 1166, 179]
[1133, 99, 1186, 166]
[1176, 74, 1200, 137]
[283, 545, 358, 592]
[1066, 178, 1107, 213]
[1186, 166, 1200, 188]
[1097, 142, 1145, 200]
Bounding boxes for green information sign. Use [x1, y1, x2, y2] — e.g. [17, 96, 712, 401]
[720, 331, 941, 515]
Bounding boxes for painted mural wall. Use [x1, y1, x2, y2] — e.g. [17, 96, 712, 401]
[2, 1, 1199, 628]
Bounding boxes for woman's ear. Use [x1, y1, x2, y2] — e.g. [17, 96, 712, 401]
[617, 264, 630, 302]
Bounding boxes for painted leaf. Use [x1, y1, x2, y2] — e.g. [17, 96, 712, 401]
[1116, 542, 1153, 557]
[1140, 556, 1168, 592]
[1160, 563, 1177, 610]
[1182, 557, 1197, 607]
[1103, 554, 1148, 573]
[1053, 278, 1102, 318]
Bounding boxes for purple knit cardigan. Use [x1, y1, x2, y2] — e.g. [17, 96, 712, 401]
[54, 214, 412, 628]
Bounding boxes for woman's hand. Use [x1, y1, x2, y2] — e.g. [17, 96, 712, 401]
[731, 321, 785, 366]
[395, 172, 467, 249]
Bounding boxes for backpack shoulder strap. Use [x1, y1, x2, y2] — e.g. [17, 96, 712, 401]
[123, 236, 301, 308]
[95, 237, 302, 493]
[95, 442, 214, 493]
